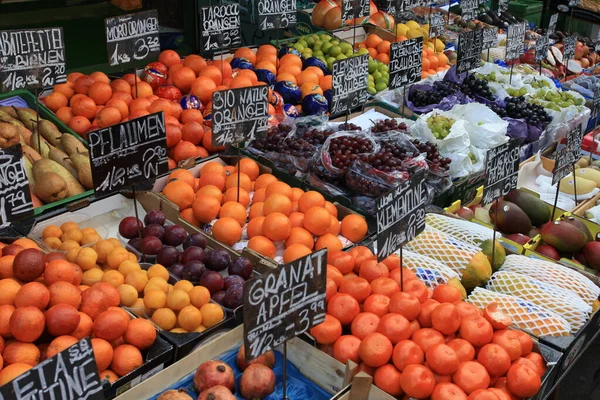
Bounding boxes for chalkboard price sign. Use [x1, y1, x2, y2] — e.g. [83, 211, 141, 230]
[548, 13, 558, 35]
[461, 0, 479, 21]
[553, 125, 583, 185]
[341, 0, 370, 22]
[506, 22, 527, 60]
[568, 0, 579, 7]
[498, 0, 510, 13]
[482, 27, 498, 50]
[88, 112, 168, 197]
[376, 170, 426, 262]
[563, 36, 576, 61]
[211, 85, 269, 147]
[482, 139, 521, 206]
[330, 54, 369, 117]
[0, 144, 33, 227]
[199, 4, 241, 52]
[389, 38, 423, 90]
[0, 337, 103, 400]
[591, 87, 600, 121]
[243, 249, 327, 360]
[457, 30, 483, 74]
[104, 10, 160, 67]
[399, 0, 429, 12]
[429, 12, 446, 38]
[0, 27, 66, 92]
[535, 35, 550, 63]
[257, 0, 296, 30]
[384, 0, 400, 17]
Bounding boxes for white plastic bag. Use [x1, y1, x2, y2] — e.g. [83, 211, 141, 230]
[451, 103, 509, 149]
[412, 110, 471, 154]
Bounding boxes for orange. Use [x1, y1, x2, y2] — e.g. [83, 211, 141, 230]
[167, 169, 195, 188]
[219, 201, 247, 226]
[14, 282, 50, 310]
[0, 279, 21, 306]
[303, 207, 331, 236]
[326, 278, 337, 302]
[277, 73, 297, 84]
[455, 301, 482, 321]
[212, 217, 242, 246]
[46, 335, 79, 359]
[310, 314, 342, 345]
[71, 95, 97, 120]
[491, 330, 523, 361]
[524, 352, 547, 376]
[279, 54, 302, 69]
[43, 92, 68, 112]
[198, 171, 226, 191]
[460, 317, 493, 348]
[234, 48, 257, 64]
[417, 299, 440, 328]
[247, 216, 265, 239]
[340, 214, 368, 242]
[484, 302, 512, 330]
[370, 277, 400, 298]
[432, 383, 468, 400]
[328, 251, 353, 275]
[88, 81, 112, 105]
[374, 364, 403, 396]
[197, 184, 224, 202]
[163, 180, 195, 210]
[234, 158, 260, 181]
[437, 52, 450, 66]
[376, 40, 392, 54]
[447, 338, 476, 363]
[348, 246, 374, 273]
[339, 277, 371, 303]
[389, 292, 421, 321]
[375, 53, 390, 64]
[327, 293, 360, 325]
[428, 55, 440, 69]
[285, 227, 314, 249]
[10, 306, 45, 342]
[377, 312, 411, 344]
[247, 236, 275, 258]
[54, 82, 75, 99]
[297, 70, 319, 86]
[172, 66, 196, 93]
[326, 265, 344, 286]
[359, 260, 389, 282]
[404, 278, 428, 303]
[332, 335, 361, 364]
[392, 339, 424, 372]
[73, 75, 95, 95]
[236, 69, 258, 85]
[91, 338, 114, 371]
[183, 54, 207, 74]
[426, 343, 460, 376]
[225, 172, 252, 192]
[431, 303, 461, 335]
[412, 328, 445, 354]
[199, 303, 224, 328]
[315, 233, 342, 252]
[278, 63, 302, 77]
[364, 294, 390, 317]
[248, 202, 265, 220]
[255, 61, 277, 74]
[263, 193, 293, 216]
[111, 344, 143, 377]
[223, 187, 250, 208]
[297, 191, 325, 213]
[264, 181, 292, 200]
[131, 81, 153, 99]
[282, 244, 312, 263]
[433, 284, 462, 303]
[0, 363, 32, 385]
[191, 76, 217, 104]
[400, 364, 436, 398]
[254, 174, 278, 190]
[477, 343, 511, 377]
[319, 75, 333, 91]
[3, 341, 40, 366]
[199, 65, 224, 86]
[165, 123, 182, 149]
[365, 34, 383, 49]
[181, 109, 204, 124]
[262, 212, 291, 242]
[452, 361, 491, 395]
[513, 330, 533, 356]
[105, 99, 129, 119]
[96, 106, 121, 128]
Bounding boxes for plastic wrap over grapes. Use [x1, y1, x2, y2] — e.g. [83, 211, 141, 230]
[320, 131, 378, 177]
[370, 118, 409, 135]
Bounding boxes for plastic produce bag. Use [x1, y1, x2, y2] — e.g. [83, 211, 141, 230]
[412, 110, 471, 154]
[451, 103, 509, 149]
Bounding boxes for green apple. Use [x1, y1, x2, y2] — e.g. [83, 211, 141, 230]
[328, 46, 342, 57]
[340, 42, 353, 54]
[358, 48, 370, 55]
[293, 43, 305, 52]
[336, 54, 347, 60]
[375, 82, 387, 92]
[368, 60, 378, 73]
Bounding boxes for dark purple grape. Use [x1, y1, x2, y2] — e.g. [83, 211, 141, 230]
[182, 260, 206, 282]
[181, 246, 205, 264]
[143, 224, 165, 241]
[183, 233, 207, 249]
[206, 249, 232, 272]
[228, 257, 254, 280]
[156, 245, 179, 268]
[140, 236, 162, 255]
[169, 263, 185, 278]
[144, 209, 166, 226]
[127, 237, 141, 251]
[198, 270, 224, 294]
[163, 225, 188, 246]
[223, 284, 244, 309]
[223, 275, 245, 289]
[212, 290, 227, 305]
[119, 217, 143, 239]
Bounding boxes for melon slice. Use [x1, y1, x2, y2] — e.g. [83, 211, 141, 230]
[551, 46, 564, 65]
[567, 59, 583, 74]
[547, 49, 556, 66]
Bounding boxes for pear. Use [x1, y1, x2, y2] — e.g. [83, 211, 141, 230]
[38, 120, 62, 147]
[32, 166, 67, 203]
[30, 132, 51, 158]
[49, 147, 78, 179]
[0, 122, 20, 148]
[14, 107, 38, 130]
[0, 106, 19, 119]
[33, 159, 84, 197]
[60, 134, 87, 156]
[70, 152, 93, 190]
[0, 109, 23, 125]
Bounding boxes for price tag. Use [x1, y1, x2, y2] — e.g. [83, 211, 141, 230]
[211, 85, 269, 147]
[506, 22, 527, 60]
[0, 27, 66, 92]
[399, 0, 429, 12]
[482, 139, 521, 206]
[330, 54, 369, 117]
[591, 87, 600, 120]
[0, 337, 103, 399]
[482, 27, 498, 50]
[257, 0, 296, 30]
[563, 36, 576, 61]
[552, 125, 583, 185]
[0, 144, 33, 227]
[389, 38, 423, 90]
[461, 0, 479, 22]
[88, 112, 168, 197]
[429, 12, 446, 38]
[341, 0, 370, 22]
[548, 13, 558, 35]
[243, 249, 327, 360]
[457, 30, 483, 74]
[199, 3, 241, 52]
[104, 10, 160, 67]
[535, 35, 550, 63]
[376, 170, 426, 262]
[498, 0, 510, 14]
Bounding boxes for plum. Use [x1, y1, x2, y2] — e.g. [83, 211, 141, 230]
[144, 209, 166, 226]
[228, 257, 254, 279]
[239, 364, 276, 399]
[157, 246, 179, 268]
[223, 284, 243, 309]
[143, 224, 165, 241]
[183, 233, 207, 250]
[182, 260, 206, 282]
[169, 263, 185, 278]
[119, 216, 143, 239]
[164, 225, 188, 247]
[181, 246, 205, 264]
[212, 290, 226, 305]
[2, 244, 23, 256]
[140, 236, 162, 255]
[206, 249, 232, 272]
[193, 360, 235, 392]
[127, 237, 141, 251]
[198, 270, 224, 294]
[223, 275, 245, 289]
[236, 345, 275, 371]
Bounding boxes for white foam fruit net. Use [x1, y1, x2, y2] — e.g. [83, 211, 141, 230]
[467, 288, 572, 337]
[487, 271, 591, 333]
[401, 249, 460, 289]
[425, 213, 495, 246]
[405, 227, 481, 277]
[501, 255, 600, 307]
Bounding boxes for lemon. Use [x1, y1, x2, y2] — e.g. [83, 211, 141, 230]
[395, 23, 409, 36]
[405, 20, 421, 30]
[406, 29, 424, 39]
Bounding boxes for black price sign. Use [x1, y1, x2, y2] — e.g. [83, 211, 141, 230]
[389, 38, 423, 90]
[211, 86, 269, 147]
[429, 12, 446, 38]
[498, 0, 510, 14]
[0, 28, 66, 92]
[548, 13, 558, 35]
[341, 0, 370, 22]
[105, 10, 160, 67]
[482, 27, 498, 50]
[399, 0, 429, 12]
[535, 35, 550, 63]
[376, 170, 426, 262]
[461, 0, 479, 21]
[482, 139, 521, 205]
[568, 0, 579, 7]
[243, 250, 327, 360]
[0, 337, 103, 399]
[385, 0, 401, 17]
[457, 30, 483, 74]
[331, 54, 369, 117]
[199, 3, 241, 52]
[563, 36, 576, 61]
[257, 0, 296, 30]
[592, 87, 600, 121]
[553, 125, 583, 185]
[0, 144, 33, 227]
[506, 22, 526, 60]
[88, 112, 168, 197]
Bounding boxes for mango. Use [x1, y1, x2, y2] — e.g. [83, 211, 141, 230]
[460, 251, 492, 291]
[503, 189, 551, 227]
[583, 242, 600, 270]
[489, 201, 532, 235]
[479, 239, 506, 272]
[540, 220, 588, 253]
[573, 168, 600, 186]
[562, 216, 593, 243]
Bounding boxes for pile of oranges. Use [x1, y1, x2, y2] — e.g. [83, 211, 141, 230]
[311, 248, 546, 399]
[161, 158, 369, 263]
[0, 238, 158, 386]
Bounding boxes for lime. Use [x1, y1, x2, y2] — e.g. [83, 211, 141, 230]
[293, 43, 305, 52]
[375, 82, 387, 92]
[336, 54, 347, 60]
[368, 60, 378, 73]
[328, 45, 342, 57]
[314, 50, 324, 57]
[321, 42, 333, 54]
[357, 48, 370, 55]
[377, 63, 389, 72]
[319, 33, 331, 41]
[313, 41, 323, 51]
[297, 39, 308, 48]
[345, 50, 354, 57]
[340, 42, 353, 54]
[368, 74, 374, 81]
[327, 59, 335, 71]
[372, 71, 382, 80]
[330, 40, 340, 46]
[368, 86, 377, 95]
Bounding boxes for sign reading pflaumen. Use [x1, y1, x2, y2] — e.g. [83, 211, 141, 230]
[0, 337, 103, 400]
[88, 112, 168, 197]
[389, 37, 423, 90]
[457, 30, 483, 74]
[330, 54, 369, 117]
[257, 0, 296, 30]
[105, 10, 160, 66]
[506, 22, 526, 60]
[243, 249, 327, 360]
[553, 125, 583, 185]
[482, 139, 521, 205]
[199, 3, 241, 51]
[211, 86, 269, 147]
[376, 170, 426, 261]
[0, 144, 33, 227]
[0, 27, 66, 91]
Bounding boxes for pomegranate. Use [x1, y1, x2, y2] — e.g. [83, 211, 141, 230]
[157, 389, 193, 400]
[193, 360, 235, 393]
[197, 385, 236, 400]
[239, 364, 276, 399]
[236, 345, 276, 371]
